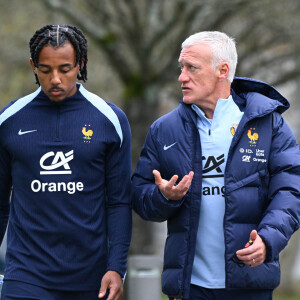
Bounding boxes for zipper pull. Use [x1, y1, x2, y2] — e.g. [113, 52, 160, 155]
[208, 129, 211, 136]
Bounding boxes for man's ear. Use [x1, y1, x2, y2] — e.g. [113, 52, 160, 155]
[79, 59, 85, 70]
[29, 58, 37, 73]
[218, 62, 230, 81]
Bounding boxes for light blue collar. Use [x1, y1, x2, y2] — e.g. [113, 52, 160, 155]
[192, 95, 233, 127]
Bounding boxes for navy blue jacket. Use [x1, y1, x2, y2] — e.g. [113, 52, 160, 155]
[132, 77, 300, 298]
[0, 84, 132, 291]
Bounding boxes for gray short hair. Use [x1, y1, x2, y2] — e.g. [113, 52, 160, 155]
[182, 31, 238, 82]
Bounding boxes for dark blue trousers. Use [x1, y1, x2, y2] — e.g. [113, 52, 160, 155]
[170, 284, 273, 300]
[1, 280, 108, 300]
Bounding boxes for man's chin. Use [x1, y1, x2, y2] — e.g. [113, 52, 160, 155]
[46, 93, 67, 102]
[182, 97, 194, 104]
[49, 97, 66, 103]
[45, 90, 67, 102]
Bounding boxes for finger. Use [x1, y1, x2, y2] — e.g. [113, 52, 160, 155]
[237, 249, 261, 265]
[98, 279, 109, 298]
[107, 285, 122, 300]
[107, 289, 116, 300]
[153, 170, 162, 185]
[181, 171, 194, 190]
[168, 172, 194, 199]
[248, 256, 261, 267]
[166, 175, 178, 189]
[172, 171, 194, 190]
[176, 175, 192, 194]
[175, 175, 189, 190]
[250, 230, 257, 242]
[236, 245, 255, 257]
[188, 171, 194, 179]
[115, 285, 123, 300]
[184, 171, 194, 188]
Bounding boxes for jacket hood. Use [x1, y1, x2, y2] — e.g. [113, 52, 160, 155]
[231, 77, 290, 115]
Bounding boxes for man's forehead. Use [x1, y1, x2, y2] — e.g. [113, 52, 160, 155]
[178, 49, 199, 63]
[179, 44, 212, 62]
[38, 43, 76, 61]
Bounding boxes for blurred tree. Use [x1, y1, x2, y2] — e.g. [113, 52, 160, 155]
[0, 1, 45, 101]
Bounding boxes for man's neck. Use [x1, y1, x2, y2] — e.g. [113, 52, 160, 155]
[198, 83, 231, 119]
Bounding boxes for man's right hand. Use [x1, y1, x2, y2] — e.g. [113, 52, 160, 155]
[153, 170, 194, 200]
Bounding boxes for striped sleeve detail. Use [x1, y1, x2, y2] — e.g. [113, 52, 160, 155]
[0, 87, 41, 126]
[79, 85, 123, 146]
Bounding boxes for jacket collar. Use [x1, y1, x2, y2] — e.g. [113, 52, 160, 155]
[231, 77, 289, 117]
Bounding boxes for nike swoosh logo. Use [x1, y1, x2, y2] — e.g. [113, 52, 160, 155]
[163, 142, 177, 150]
[18, 129, 37, 135]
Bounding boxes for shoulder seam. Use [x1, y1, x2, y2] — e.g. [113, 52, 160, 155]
[79, 85, 123, 146]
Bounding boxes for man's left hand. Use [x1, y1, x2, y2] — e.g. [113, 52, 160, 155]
[236, 230, 266, 267]
[98, 270, 123, 300]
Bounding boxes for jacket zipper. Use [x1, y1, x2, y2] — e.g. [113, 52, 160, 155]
[179, 111, 202, 298]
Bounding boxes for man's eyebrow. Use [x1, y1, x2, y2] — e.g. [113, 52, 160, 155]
[38, 63, 73, 68]
[37, 64, 50, 68]
[59, 63, 74, 67]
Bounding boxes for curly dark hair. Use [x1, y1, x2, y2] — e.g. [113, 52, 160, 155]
[29, 24, 88, 84]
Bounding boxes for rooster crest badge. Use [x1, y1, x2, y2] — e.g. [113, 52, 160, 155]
[247, 128, 259, 146]
[230, 123, 239, 136]
[82, 124, 93, 143]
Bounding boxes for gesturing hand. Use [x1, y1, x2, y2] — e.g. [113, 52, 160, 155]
[153, 170, 194, 200]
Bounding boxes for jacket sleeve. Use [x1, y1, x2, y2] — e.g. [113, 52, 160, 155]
[0, 144, 11, 246]
[258, 112, 300, 262]
[132, 126, 185, 222]
[105, 109, 132, 279]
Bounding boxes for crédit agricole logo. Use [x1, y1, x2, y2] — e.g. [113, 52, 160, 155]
[31, 150, 84, 194]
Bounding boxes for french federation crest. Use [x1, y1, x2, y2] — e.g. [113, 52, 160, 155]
[230, 123, 238, 136]
[247, 128, 259, 146]
[82, 124, 93, 143]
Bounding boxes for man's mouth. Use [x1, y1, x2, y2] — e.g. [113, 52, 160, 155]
[49, 88, 64, 96]
[181, 86, 191, 92]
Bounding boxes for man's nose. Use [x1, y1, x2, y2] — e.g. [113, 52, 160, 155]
[50, 71, 62, 85]
[178, 68, 189, 83]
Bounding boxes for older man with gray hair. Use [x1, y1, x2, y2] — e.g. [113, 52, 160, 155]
[131, 31, 300, 300]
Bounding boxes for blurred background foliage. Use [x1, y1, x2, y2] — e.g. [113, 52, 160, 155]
[0, 0, 300, 297]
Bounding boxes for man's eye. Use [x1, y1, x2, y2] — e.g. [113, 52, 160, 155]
[61, 69, 71, 73]
[40, 70, 50, 74]
[178, 64, 198, 72]
[188, 65, 197, 71]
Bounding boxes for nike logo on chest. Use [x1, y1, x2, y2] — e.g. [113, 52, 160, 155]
[163, 142, 177, 150]
[18, 129, 38, 135]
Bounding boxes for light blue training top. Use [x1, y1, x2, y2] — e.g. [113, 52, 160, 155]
[191, 95, 244, 288]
